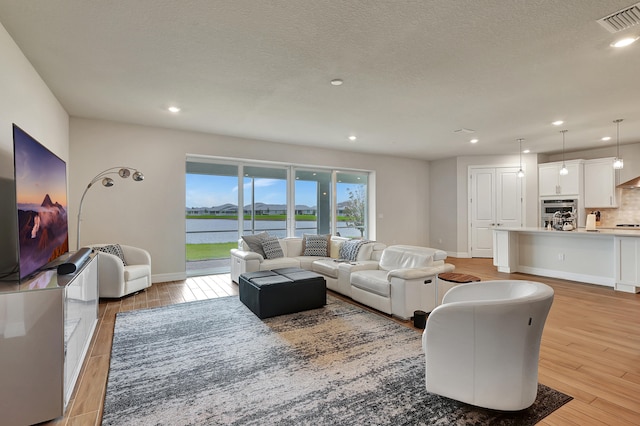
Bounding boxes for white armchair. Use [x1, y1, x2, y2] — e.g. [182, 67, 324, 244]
[422, 280, 554, 411]
[91, 244, 152, 298]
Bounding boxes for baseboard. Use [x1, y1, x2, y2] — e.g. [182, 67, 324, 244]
[448, 251, 470, 258]
[517, 265, 614, 287]
[152, 272, 186, 283]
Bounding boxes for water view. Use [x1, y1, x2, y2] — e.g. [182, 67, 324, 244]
[186, 219, 362, 244]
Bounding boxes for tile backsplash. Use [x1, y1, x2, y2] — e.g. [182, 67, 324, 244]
[588, 189, 640, 227]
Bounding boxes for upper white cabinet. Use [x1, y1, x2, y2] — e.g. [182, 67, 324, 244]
[584, 157, 618, 208]
[538, 160, 584, 197]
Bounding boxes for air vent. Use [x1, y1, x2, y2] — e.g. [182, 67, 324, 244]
[597, 2, 640, 33]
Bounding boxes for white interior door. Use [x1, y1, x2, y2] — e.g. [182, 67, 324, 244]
[496, 168, 522, 229]
[470, 168, 496, 257]
[470, 167, 522, 257]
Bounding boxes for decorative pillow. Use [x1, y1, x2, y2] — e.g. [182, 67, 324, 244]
[339, 239, 370, 261]
[241, 232, 269, 258]
[261, 236, 284, 259]
[329, 240, 344, 259]
[302, 234, 330, 256]
[93, 244, 127, 266]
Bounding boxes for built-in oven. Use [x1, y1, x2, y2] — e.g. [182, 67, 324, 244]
[541, 198, 578, 228]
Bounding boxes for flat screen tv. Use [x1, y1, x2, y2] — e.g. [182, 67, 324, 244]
[13, 124, 69, 280]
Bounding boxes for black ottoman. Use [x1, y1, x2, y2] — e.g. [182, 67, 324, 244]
[239, 268, 326, 319]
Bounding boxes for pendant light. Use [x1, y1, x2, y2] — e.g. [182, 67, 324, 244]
[516, 138, 525, 178]
[559, 130, 568, 176]
[613, 118, 624, 169]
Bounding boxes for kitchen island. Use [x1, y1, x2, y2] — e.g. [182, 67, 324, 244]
[493, 227, 640, 293]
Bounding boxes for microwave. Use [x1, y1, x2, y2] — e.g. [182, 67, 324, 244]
[541, 199, 577, 227]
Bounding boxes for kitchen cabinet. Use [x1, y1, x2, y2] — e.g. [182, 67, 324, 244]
[538, 160, 584, 196]
[615, 236, 640, 293]
[584, 157, 618, 208]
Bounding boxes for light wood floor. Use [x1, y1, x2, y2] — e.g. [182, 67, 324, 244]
[44, 258, 640, 426]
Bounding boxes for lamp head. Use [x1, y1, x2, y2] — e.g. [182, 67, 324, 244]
[613, 158, 624, 169]
[102, 177, 114, 187]
[133, 171, 144, 181]
[118, 168, 131, 178]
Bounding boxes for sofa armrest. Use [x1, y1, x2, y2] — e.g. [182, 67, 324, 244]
[96, 252, 126, 297]
[387, 266, 442, 280]
[120, 245, 151, 266]
[230, 248, 264, 262]
[338, 260, 379, 273]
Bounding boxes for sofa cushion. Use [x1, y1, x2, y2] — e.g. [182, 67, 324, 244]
[355, 243, 375, 261]
[259, 257, 300, 271]
[295, 256, 327, 270]
[379, 245, 444, 271]
[124, 264, 150, 281]
[302, 234, 330, 256]
[261, 236, 284, 259]
[340, 239, 370, 261]
[329, 239, 344, 259]
[242, 232, 269, 258]
[311, 259, 340, 279]
[350, 270, 390, 297]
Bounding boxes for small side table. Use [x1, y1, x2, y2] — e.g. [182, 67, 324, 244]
[437, 272, 481, 306]
[438, 273, 481, 284]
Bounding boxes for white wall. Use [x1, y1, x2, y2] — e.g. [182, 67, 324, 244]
[69, 118, 430, 282]
[0, 22, 69, 274]
[429, 153, 539, 257]
[428, 157, 457, 253]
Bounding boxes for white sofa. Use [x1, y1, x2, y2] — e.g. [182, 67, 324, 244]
[422, 280, 554, 411]
[349, 245, 455, 320]
[230, 236, 386, 298]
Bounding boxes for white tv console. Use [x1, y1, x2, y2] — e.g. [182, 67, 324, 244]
[0, 253, 98, 425]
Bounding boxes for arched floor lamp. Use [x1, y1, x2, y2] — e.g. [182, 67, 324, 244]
[76, 167, 144, 250]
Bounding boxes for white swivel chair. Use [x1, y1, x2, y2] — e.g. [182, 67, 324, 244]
[91, 244, 152, 298]
[422, 280, 554, 411]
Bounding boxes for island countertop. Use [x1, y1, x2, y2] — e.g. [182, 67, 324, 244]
[493, 227, 640, 293]
[498, 226, 640, 236]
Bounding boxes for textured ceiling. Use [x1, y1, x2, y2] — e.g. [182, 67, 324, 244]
[1, 0, 639, 160]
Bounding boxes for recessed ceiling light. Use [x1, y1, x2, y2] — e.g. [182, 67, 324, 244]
[611, 37, 639, 48]
[523, 149, 530, 154]
[330, 79, 343, 86]
[348, 135, 357, 141]
[552, 120, 564, 126]
[470, 138, 479, 144]
[602, 136, 611, 141]
[168, 106, 181, 113]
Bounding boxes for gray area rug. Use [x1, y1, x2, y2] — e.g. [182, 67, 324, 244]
[103, 296, 572, 425]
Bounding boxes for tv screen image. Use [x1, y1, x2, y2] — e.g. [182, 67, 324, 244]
[13, 124, 69, 280]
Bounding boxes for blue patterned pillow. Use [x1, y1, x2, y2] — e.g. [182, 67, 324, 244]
[302, 234, 330, 256]
[261, 236, 284, 259]
[339, 240, 369, 261]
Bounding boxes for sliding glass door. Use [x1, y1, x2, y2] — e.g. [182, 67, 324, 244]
[186, 157, 372, 276]
[185, 162, 240, 275]
[294, 169, 332, 237]
[336, 171, 369, 238]
[242, 165, 288, 239]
